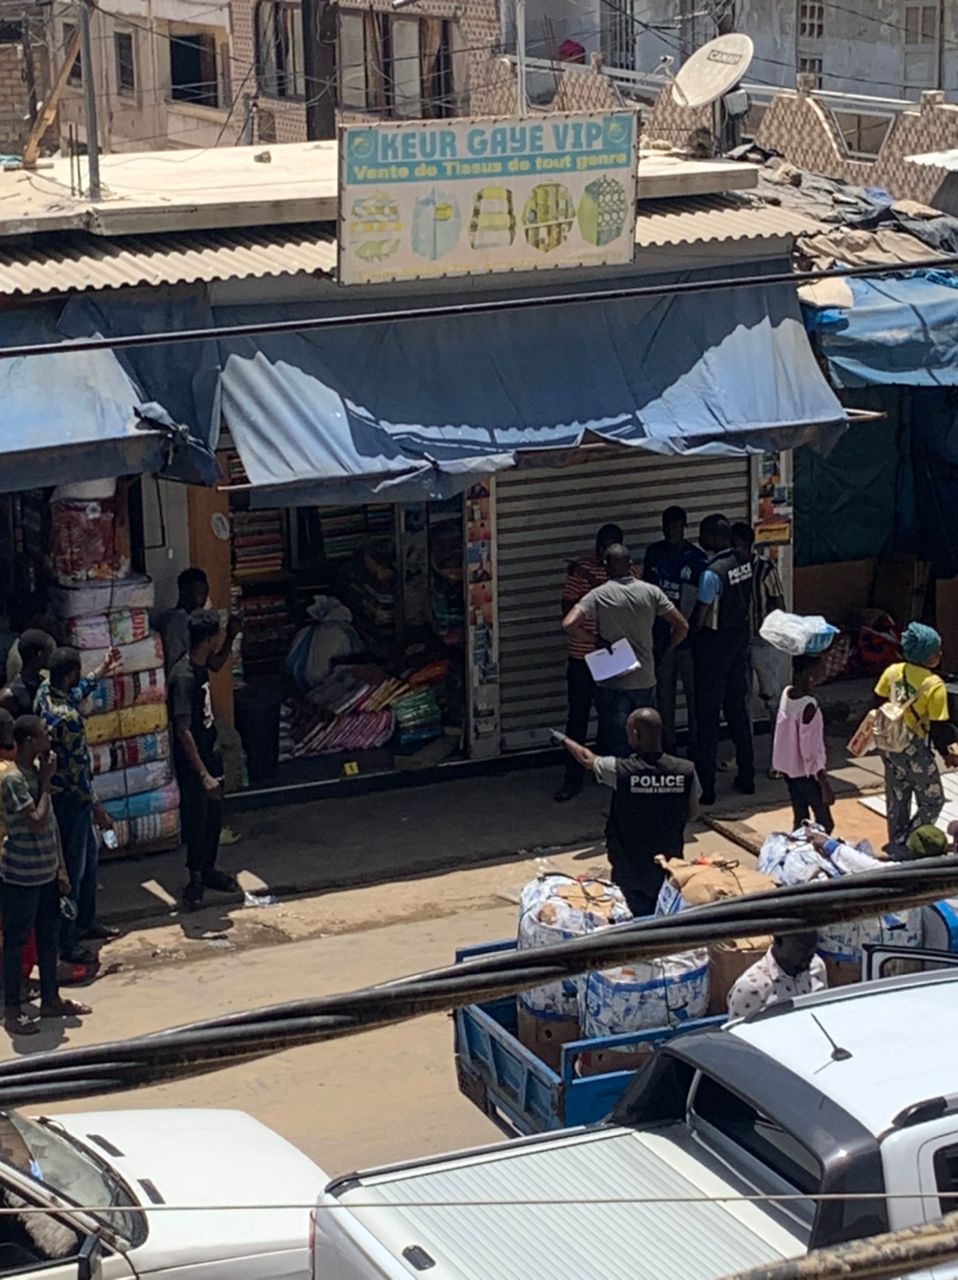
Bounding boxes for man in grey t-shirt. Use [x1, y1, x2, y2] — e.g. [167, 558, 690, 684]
[563, 544, 688, 756]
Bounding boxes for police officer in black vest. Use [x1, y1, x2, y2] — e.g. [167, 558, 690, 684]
[560, 707, 701, 916]
[690, 513, 755, 807]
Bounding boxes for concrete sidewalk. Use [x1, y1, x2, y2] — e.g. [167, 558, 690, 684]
[98, 761, 610, 923]
[95, 730, 888, 926]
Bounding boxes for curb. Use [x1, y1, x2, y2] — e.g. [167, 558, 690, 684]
[99, 824, 610, 928]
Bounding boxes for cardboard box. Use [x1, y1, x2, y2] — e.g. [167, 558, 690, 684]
[824, 957, 860, 989]
[517, 1005, 580, 1074]
[707, 937, 771, 1016]
[576, 1044, 654, 1078]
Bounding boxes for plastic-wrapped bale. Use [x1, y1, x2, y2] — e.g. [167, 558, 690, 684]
[49, 499, 131, 584]
[85, 703, 168, 746]
[819, 906, 923, 986]
[81, 635, 164, 677]
[578, 950, 709, 1076]
[103, 779, 179, 824]
[94, 759, 172, 802]
[80, 668, 166, 716]
[111, 809, 180, 853]
[655, 857, 778, 916]
[517, 875, 631, 1070]
[48, 574, 155, 617]
[758, 831, 832, 886]
[68, 608, 151, 650]
[89, 732, 170, 776]
[758, 829, 879, 887]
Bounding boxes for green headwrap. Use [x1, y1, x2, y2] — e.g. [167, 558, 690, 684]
[907, 825, 949, 859]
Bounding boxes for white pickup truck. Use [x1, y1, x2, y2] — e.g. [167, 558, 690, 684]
[6, 948, 958, 1280]
[312, 949, 958, 1280]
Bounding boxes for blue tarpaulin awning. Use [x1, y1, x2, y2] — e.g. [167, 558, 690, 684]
[0, 307, 216, 493]
[218, 266, 847, 507]
[806, 270, 958, 388]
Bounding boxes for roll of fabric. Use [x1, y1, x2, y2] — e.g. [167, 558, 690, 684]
[89, 732, 170, 776]
[94, 760, 172, 802]
[85, 703, 168, 746]
[82, 635, 164, 677]
[68, 608, 151, 650]
[81, 667, 166, 716]
[112, 808, 180, 849]
[104, 778, 180, 823]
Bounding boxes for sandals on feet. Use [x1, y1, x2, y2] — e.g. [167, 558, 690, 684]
[4, 1011, 40, 1036]
[40, 998, 92, 1018]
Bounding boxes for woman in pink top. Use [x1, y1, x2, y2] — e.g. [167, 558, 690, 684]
[772, 653, 834, 833]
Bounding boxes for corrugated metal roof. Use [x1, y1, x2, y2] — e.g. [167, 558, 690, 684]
[635, 194, 817, 247]
[0, 196, 811, 298]
[0, 224, 337, 296]
[904, 148, 958, 169]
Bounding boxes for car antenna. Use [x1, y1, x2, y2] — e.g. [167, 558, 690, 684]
[811, 1013, 852, 1065]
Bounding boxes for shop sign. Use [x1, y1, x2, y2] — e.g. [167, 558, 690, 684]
[337, 111, 638, 286]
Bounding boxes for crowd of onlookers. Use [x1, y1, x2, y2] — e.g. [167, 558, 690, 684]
[0, 566, 240, 1037]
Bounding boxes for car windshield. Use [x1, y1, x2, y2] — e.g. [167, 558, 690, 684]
[0, 1112, 143, 1245]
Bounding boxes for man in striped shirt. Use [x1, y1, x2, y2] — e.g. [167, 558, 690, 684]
[0, 715, 90, 1036]
[555, 523, 623, 802]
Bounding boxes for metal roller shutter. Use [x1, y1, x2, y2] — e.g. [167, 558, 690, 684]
[495, 449, 750, 752]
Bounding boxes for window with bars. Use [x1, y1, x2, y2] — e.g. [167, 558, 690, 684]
[255, 1, 305, 99]
[797, 0, 824, 41]
[601, 0, 635, 70]
[337, 11, 454, 118]
[798, 53, 821, 87]
[903, 1, 939, 90]
[115, 31, 135, 95]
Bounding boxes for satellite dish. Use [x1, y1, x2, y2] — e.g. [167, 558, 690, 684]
[671, 34, 754, 109]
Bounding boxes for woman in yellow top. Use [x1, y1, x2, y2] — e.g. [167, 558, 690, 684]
[874, 621, 958, 856]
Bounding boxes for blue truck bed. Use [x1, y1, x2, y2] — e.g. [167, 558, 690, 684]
[454, 938, 724, 1136]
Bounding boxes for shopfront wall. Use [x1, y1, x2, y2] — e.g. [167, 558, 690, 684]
[493, 450, 752, 752]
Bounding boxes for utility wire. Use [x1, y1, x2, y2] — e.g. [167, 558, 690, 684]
[0, 862, 953, 1110]
[0, 254, 954, 363]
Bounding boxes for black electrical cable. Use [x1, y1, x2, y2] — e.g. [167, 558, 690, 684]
[0, 255, 956, 363]
[0, 861, 955, 1109]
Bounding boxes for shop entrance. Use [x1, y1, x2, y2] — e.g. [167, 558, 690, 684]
[494, 450, 751, 752]
[222, 448, 467, 786]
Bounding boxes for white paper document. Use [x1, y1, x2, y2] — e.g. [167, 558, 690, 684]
[585, 638, 641, 684]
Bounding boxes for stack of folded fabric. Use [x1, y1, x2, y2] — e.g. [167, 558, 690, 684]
[48, 489, 180, 855]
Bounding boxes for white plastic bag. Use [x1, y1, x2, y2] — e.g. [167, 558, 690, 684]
[286, 596, 360, 691]
[760, 609, 838, 656]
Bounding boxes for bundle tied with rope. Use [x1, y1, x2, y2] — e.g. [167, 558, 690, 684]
[656, 856, 778, 1014]
[0, 861, 956, 1111]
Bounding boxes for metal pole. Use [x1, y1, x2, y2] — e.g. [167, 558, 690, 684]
[515, 0, 526, 114]
[78, 0, 100, 199]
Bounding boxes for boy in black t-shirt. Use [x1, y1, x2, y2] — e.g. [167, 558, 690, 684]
[168, 609, 239, 910]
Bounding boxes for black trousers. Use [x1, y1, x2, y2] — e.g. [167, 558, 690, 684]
[561, 657, 599, 792]
[1, 879, 58, 1010]
[693, 629, 754, 799]
[608, 846, 667, 919]
[177, 760, 223, 876]
[786, 775, 834, 833]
